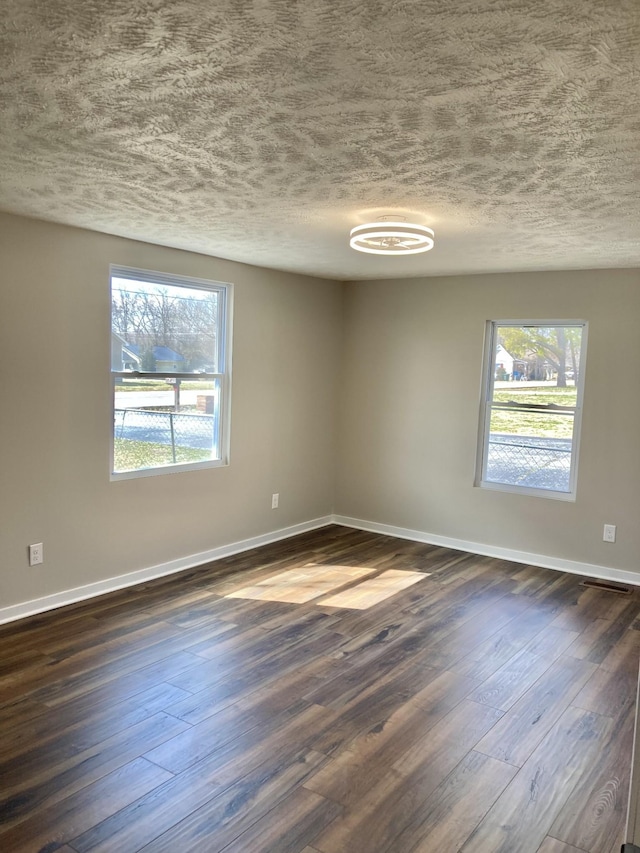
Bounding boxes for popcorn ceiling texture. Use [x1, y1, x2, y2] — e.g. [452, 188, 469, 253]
[0, 0, 639, 279]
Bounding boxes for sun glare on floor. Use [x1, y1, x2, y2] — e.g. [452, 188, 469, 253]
[225, 565, 429, 609]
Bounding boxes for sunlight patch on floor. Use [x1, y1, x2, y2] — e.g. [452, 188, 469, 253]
[225, 565, 429, 608]
[321, 569, 427, 609]
[225, 565, 375, 604]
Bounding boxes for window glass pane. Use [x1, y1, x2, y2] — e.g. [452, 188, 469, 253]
[479, 322, 585, 497]
[110, 268, 230, 478]
[491, 325, 583, 403]
[111, 277, 221, 374]
[113, 376, 221, 473]
[486, 409, 575, 492]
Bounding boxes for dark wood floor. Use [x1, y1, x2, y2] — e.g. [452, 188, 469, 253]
[1, 525, 639, 853]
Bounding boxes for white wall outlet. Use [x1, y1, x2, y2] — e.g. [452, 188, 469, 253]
[603, 524, 616, 543]
[271, 493, 279, 509]
[29, 543, 44, 566]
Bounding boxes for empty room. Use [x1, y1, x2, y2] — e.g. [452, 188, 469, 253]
[1, 2, 639, 852]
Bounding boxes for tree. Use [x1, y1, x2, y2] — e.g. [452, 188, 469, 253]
[112, 283, 218, 371]
[112, 286, 145, 340]
[141, 347, 156, 372]
[499, 326, 580, 387]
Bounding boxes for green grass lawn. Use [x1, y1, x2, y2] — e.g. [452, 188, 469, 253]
[491, 384, 577, 438]
[493, 385, 577, 407]
[114, 439, 212, 471]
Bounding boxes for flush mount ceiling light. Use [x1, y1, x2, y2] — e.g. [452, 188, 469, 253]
[349, 219, 435, 255]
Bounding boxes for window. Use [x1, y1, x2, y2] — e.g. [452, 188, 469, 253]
[110, 266, 232, 478]
[477, 321, 587, 500]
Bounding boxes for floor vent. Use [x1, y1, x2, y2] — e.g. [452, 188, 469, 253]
[581, 579, 632, 595]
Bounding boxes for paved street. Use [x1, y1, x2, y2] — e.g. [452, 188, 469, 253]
[115, 389, 208, 408]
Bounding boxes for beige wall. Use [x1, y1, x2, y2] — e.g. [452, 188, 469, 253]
[336, 270, 640, 574]
[0, 213, 342, 611]
[2, 212, 639, 616]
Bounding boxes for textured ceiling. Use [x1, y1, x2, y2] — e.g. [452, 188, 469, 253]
[1, 0, 639, 280]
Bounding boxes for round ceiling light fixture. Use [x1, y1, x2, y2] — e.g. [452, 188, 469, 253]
[349, 219, 434, 255]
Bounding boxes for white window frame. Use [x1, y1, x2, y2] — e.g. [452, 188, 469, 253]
[476, 319, 588, 501]
[110, 265, 233, 480]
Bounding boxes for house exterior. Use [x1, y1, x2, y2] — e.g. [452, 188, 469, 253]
[111, 332, 142, 372]
[495, 344, 514, 380]
[151, 346, 186, 372]
[495, 344, 528, 380]
[124, 343, 186, 372]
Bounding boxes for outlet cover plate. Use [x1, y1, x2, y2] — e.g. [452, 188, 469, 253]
[29, 543, 44, 566]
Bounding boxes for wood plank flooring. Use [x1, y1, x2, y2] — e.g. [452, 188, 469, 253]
[0, 525, 638, 853]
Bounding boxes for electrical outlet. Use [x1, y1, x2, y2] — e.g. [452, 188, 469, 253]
[271, 493, 279, 509]
[603, 524, 616, 543]
[29, 543, 44, 566]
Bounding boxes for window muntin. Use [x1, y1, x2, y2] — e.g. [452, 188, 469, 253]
[110, 266, 232, 478]
[477, 322, 587, 500]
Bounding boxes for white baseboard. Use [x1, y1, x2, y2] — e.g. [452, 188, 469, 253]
[0, 516, 333, 625]
[4, 512, 638, 626]
[331, 514, 640, 588]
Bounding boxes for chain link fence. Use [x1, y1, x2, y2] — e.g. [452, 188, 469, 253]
[114, 408, 218, 463]
[486, 434, 572, 491]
